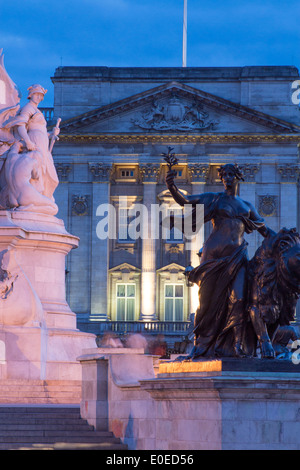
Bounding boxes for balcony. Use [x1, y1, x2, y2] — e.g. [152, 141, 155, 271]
[95, 320, 191, 335]
[40, 107, 54, 125]
[78, 320, 193, 351]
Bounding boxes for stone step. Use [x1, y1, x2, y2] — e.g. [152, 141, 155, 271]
[0, 380, 82, 404]
[0, 442, 128, 450]
[0, 434, 122, 442]
[0, 406, 127, 450]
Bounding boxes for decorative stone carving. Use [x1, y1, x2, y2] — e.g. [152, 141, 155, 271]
[139, 163, 160, 182]
[0, 247, 43, 326]
[188, 164, 210, 182]
[277, 164, 300, 182]
[239, 163, 260, 182]
[88, 162, 112, 182]
[0, 51, 60, 215]
[55, 163, 72, 181]
[258, 195, 278, 217]
[165, 244, 184, 254]
[72, 195, 89, 216]
[132, 95, 218, 132]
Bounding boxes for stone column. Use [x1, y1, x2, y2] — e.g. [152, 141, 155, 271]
[139, 163, 160, 321]
[88, 162, 112, 321]
[277, 164, 299, 230]
[188, 164, 209, 315]
[239, 163, 260, 260]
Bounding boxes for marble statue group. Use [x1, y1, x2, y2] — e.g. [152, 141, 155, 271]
[0, 49, 60, 216]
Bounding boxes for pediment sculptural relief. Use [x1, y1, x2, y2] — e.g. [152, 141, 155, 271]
[132, 95, 218, 132]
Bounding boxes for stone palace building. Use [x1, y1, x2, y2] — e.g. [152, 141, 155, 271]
[45, 65, 300, 345]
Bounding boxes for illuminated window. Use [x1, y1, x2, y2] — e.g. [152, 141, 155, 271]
[118, 207, 136, 243]
[166, 207, 183, 243]
[121, 169, 134, 177]
[116, 284, 136, 321]
[164, 284, 184, 321]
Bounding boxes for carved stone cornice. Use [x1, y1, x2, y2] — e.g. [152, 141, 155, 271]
[277, 164, 300, 182]
[239, 163, 260, 182]
[88, 162, 112, 182]
[59, 134, 300, 145]
[139, 163, 160, 183]
[188, 163, 210, 183]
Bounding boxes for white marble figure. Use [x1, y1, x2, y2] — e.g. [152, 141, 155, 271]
[0, 49, 60, 215]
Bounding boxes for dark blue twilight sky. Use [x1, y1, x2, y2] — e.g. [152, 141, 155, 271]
[1, 0, 299, 106]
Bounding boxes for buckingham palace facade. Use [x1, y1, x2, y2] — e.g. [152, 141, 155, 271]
[47, 65, 300, 344]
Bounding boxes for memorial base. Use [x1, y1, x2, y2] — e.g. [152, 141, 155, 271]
[79, 351, 300, 450]
[0, 210, 96, 395]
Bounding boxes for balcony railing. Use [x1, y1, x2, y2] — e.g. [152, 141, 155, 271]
[89, 320, 191, 336]
[40, 107, 54, 124]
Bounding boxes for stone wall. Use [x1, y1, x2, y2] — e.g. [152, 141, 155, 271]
[79, 349, 300, 450]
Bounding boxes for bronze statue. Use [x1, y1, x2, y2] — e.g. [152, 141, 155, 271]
[165, 153, 299, 360]
[248, 227, 300, 358]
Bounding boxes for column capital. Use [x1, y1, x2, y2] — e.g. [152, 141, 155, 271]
[239, 163, 260, 182]
[55, 162, 72, 181]
[188, 163, 210, 183]
[277, 163, 300, 182]
[88, 162, 113, 182]
[139, 163, 160, 183]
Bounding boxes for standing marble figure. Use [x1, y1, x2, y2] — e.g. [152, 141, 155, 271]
[166, 162, 276, 358]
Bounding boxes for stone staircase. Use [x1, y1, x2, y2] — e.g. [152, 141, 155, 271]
[0, 406, 127, 450]
[0, 380, 82, 404]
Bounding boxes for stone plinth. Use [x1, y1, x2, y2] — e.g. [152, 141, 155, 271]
[78, 348, 154, 431]
[0, 210, 96, 384]
[79, 351, 300, 450]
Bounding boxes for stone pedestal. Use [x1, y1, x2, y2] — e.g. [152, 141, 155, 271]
[79, 351, 300, 450]
[0, 210, 96, 383]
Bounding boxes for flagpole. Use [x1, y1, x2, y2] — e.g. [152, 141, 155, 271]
[182, 0, 187, 67]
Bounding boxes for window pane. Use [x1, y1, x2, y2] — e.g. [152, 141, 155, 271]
[175, 299, 183, 321]
[126, 285, 135, 297]
[173, 226, 183, 241]
[118, 209, 128, 240]
[165, 299, 173, 321]
[165, 285, 173, 298]
[117, 285, 125, 297]
[127, 299, 135, 321]
[175, 285, 183, 298]
[117, 298, 125, 320]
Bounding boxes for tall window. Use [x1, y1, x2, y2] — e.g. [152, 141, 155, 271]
[118, 207, 135, 243]
[116, 284, 135, 321]
[164, 284, 184, 321]
[166, 207, 183, 243]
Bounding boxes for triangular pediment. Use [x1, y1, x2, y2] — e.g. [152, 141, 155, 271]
[109, 262, 141, 273]
[59, 81, 300, 134]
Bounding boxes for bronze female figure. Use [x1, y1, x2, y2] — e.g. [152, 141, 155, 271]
[166, 163, 275, 358]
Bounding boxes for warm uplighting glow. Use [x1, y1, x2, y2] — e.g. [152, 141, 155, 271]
[141, 271, 155, 319]
[190, 283, 199, 314]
